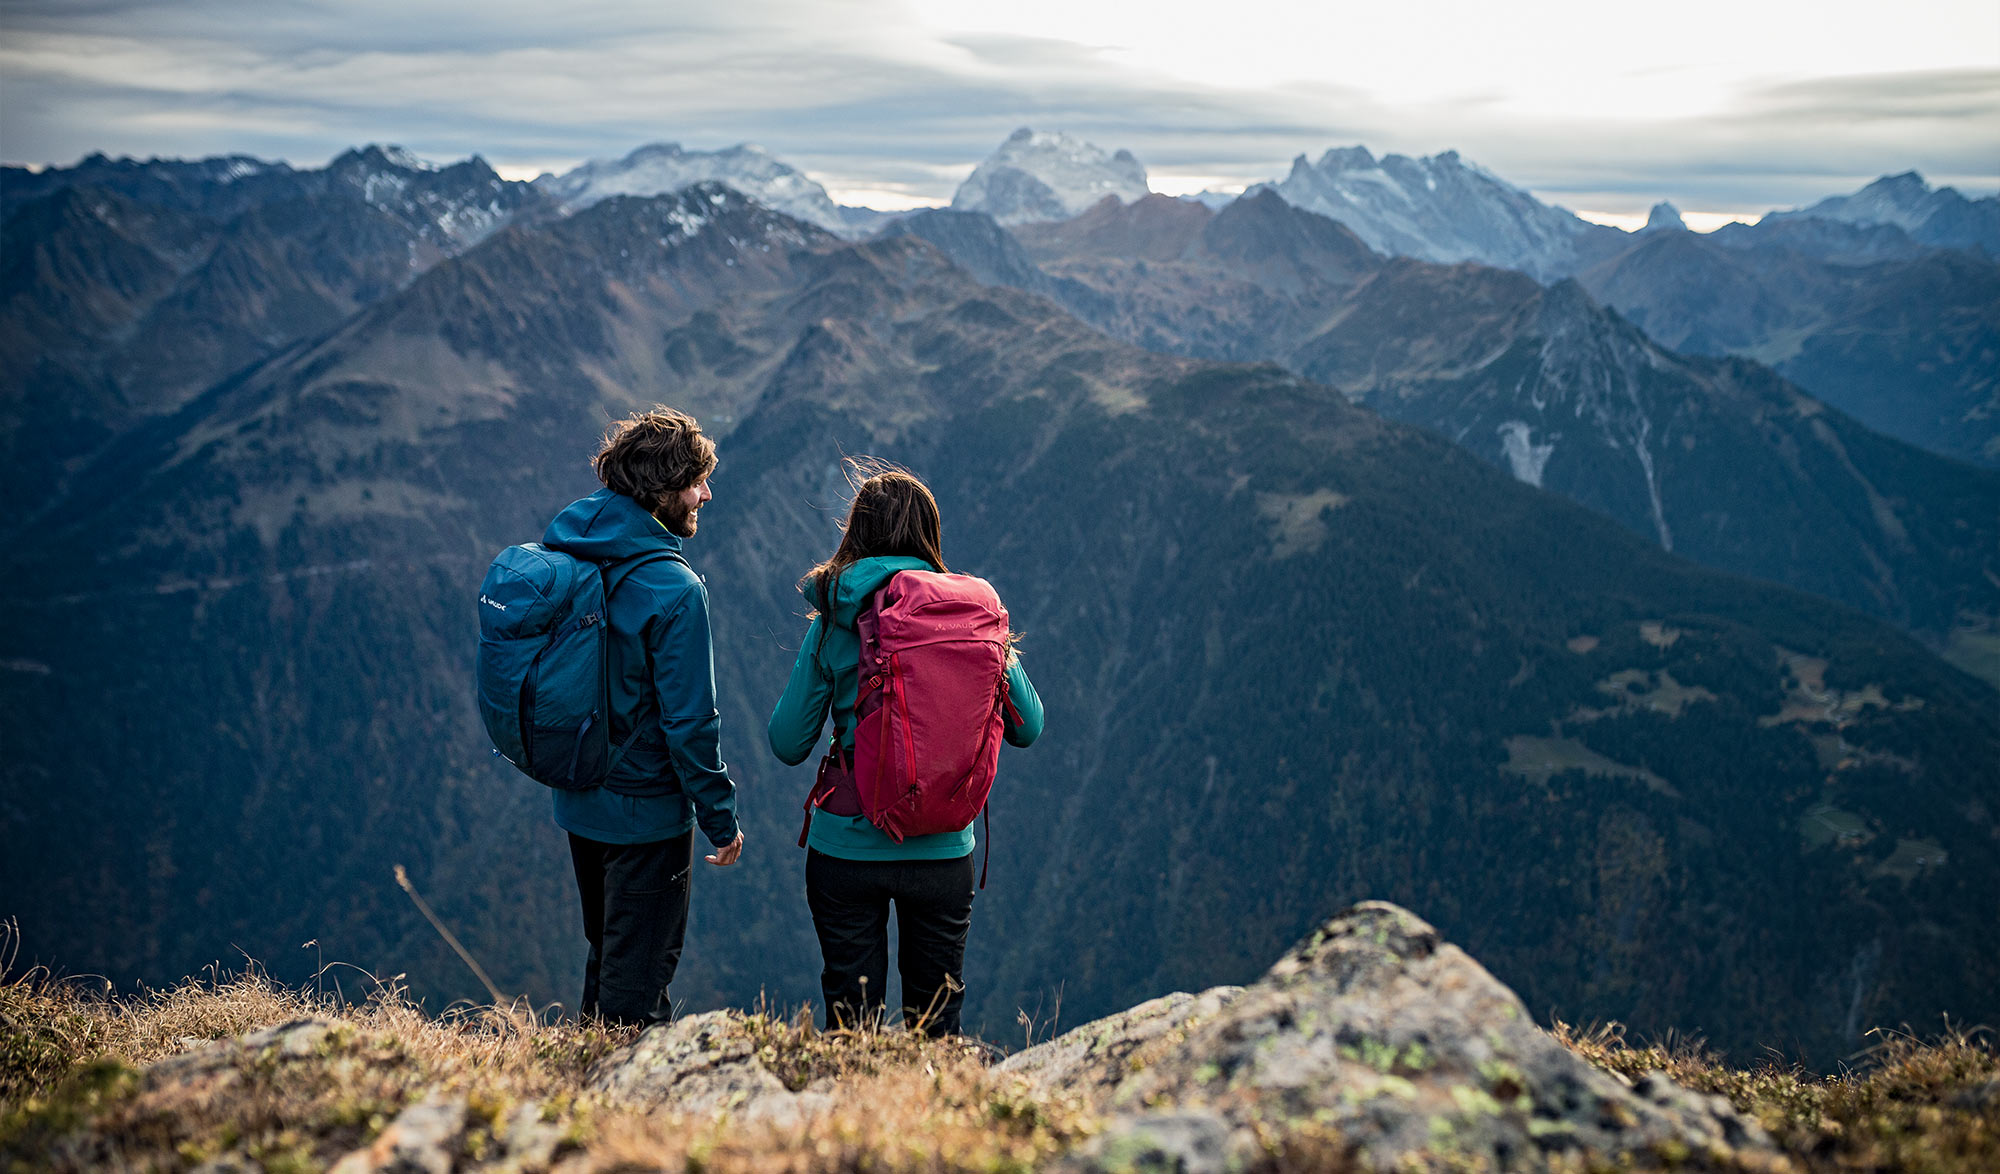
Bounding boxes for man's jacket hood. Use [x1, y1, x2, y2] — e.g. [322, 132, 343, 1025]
[810, 555, 936, 631]
[542, 488, 681, 564]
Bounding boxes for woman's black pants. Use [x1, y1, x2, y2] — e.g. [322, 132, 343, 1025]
[805, 849, 976, 1036]
[568, 831, 692, 1026]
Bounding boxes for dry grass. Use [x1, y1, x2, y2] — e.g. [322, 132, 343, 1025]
[0, 957, 635, 1173]
[1, 960, 1094, 1174]
[7, 947, 1996, 1173]
[0, 961, 634, 1095]
[572, 1005, 1096, 1172]
[1555, 1019, 2000, 1174]
[583, 1060, 1095, 1173]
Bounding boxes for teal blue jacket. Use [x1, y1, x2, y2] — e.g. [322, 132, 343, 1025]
[542, 489, 738, 847]
[767, 556, 1044, 860]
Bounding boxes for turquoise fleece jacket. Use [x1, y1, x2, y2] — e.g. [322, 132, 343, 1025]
[767, 555, 1044, 861]
[541, 489, 739, 847]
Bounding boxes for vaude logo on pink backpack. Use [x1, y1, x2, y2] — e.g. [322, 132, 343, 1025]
[800, 569, 1019, 874]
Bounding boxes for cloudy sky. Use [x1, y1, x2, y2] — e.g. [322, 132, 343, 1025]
[3, 0, 1995, 226]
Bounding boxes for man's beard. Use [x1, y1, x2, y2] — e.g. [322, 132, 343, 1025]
[657, 494, 698, 538]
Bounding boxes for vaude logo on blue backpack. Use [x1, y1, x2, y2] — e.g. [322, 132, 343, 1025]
[475, 544, 679, 790]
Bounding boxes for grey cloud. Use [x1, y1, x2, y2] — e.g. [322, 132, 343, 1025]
[941, 33, 1134, 71]
[1742, 68, 2000, 122]
[0, 0, 739, 54]
[1, 4, 1991, 216]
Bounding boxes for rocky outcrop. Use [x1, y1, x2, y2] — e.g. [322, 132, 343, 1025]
[325, 1092, 567, 1174]
[998, 986, 1243, 1102]
[328, 1093, 467, 1174]
[1005, 903, 1787, 1172]
[143, 1017, 336, 1093]
[585, 1009, 829, 1126]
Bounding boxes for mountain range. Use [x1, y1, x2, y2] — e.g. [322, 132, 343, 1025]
[923, 130, 1999, 470]
[4, 171, 1997, 1073]
[9, 137, 1992, 656]
[15, 134, 1991, 478]
[1572, 213, 2000, 467]
[1254, 151, 1999, 468]
[0, 146, 549, 516]
[901, 193, 2000, 671]
[1770, 171, 2000, 255]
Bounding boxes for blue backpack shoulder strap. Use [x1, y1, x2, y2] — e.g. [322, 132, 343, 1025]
[595, 548, 691, 771]
[602, 548, 687, 600]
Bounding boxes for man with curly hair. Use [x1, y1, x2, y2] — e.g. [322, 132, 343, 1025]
[539, 406, 743, 1024]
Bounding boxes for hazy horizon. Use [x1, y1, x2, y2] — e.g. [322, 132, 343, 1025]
[3, 0, 1996, 225]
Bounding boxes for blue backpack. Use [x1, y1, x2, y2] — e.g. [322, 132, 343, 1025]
[475, 544, 679, 790]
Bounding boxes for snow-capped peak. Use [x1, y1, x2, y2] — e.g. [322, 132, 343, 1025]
[950, 128, 1152, 225]
[1767, 171, 1998, 256]
[1257, 143, 1609, 279]
[335, 144, 437, 173]
[1782, 172, 1937, 232]
[535, 142, 848, 233]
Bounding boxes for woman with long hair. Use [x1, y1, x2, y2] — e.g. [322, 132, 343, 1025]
[768, 461, 1044, 1036]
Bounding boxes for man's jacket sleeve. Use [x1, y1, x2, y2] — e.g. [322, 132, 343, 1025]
[650, 578, 739, 846]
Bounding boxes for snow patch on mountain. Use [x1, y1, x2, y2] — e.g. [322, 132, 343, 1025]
[324, 145, 531, 251]
[951, 128, 1151, 225]
[1496, 421, 1556, 487]
[211, 158, 270, 182]
[536, 143, 857, 233]
[1257, 146, 1624, 279]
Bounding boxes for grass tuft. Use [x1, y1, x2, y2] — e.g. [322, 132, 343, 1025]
[1555, 1019, 2000, 1173]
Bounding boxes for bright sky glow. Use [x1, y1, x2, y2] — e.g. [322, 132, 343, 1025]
[1148, 175, 1244, 198]
[2, 0, 1995, 218]
[1574, 209, 1754, 233]
[910, 0, 2000, 117]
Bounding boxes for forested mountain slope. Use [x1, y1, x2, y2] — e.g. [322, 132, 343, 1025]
[6, 189, 1997, 1069]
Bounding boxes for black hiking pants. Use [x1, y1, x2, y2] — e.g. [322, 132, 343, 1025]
[568, 831, 692, 1026]
[805, 849, 976, 1036]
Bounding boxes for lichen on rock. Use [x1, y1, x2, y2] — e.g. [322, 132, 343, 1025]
[1039, 901, 1786, 1172]
[584, 1009, 819, 1126]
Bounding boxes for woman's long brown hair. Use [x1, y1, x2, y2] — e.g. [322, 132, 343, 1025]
[804, 459, 947, 617]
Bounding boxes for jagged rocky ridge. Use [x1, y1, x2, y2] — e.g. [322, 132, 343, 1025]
[1235, 149, 2000, 467]
[0, 145, 551, 515]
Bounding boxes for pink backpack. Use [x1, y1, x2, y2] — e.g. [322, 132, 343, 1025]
[800, 570, 1019, 882]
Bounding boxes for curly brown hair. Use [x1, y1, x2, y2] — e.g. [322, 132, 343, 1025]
[591, 407, 717, 513]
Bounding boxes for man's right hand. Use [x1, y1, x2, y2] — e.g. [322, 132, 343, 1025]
[705, 830, 744, 867]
